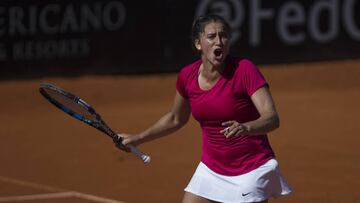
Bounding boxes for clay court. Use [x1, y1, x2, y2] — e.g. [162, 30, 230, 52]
[0, 59, 359, 203]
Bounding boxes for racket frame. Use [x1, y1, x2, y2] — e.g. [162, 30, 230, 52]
[39, 83, 151, 164]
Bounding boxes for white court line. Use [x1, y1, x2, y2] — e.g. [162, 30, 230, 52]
[0, 192, 73, 202]
[0, 176, 64, 192]
[71, 192, 126, 203]
[0, 176, 126, 203]
[0, 192, 125, 203]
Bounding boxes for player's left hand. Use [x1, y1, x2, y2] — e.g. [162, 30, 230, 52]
[220, 120, 248, 138]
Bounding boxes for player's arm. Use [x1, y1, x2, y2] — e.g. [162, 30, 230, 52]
[221, 86, 280, 137]
[244, 86, 280, 134]
[121, 91, 191, 146]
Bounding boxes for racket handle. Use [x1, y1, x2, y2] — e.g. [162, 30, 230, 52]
[128, 145, 151, 164]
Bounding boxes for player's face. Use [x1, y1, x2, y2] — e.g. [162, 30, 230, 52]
[195, 22, 230, 68]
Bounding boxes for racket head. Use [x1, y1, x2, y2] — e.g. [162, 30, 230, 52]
[39, 83, 101, 125]
[39, 83, 150, 163]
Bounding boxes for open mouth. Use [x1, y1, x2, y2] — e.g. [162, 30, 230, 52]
[214, 48, 223, 57]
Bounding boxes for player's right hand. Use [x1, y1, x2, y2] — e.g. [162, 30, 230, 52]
[115, 133, 142, 152]
[114, 134, 131, 152]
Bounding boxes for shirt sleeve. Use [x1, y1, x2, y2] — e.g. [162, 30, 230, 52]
[241, 59, 268, 96]
[176, 69, 188, 99]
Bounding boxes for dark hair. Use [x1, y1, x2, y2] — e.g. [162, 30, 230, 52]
[191, 14, 231, 53]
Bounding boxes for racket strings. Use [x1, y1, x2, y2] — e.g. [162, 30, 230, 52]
[45, 89, 97, 122]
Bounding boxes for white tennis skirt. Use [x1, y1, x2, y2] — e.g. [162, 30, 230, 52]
[184, 159, 292, 203]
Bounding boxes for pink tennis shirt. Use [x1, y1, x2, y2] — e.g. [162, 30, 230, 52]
[176, 57, 275, 176]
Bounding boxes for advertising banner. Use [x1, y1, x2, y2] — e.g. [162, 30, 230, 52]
[0, 0, 359, 78]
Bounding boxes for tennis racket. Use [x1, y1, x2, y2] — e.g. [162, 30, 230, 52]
[39, 83, 151, 164]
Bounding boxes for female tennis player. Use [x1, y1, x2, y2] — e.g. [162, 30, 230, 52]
[118, 14, 292, 203]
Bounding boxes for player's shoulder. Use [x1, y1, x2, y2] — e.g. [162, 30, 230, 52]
[227, 57, 258, 76]
[229, 57, 257, 69]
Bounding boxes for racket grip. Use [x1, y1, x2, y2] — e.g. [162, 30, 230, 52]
[128, 145, 151, 164]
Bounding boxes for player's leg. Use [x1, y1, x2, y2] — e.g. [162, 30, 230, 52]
[182, 192, 220, 203]
[182, 192, 268, 203]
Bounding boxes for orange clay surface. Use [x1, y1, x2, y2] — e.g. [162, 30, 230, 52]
[0, 59, 360, 203]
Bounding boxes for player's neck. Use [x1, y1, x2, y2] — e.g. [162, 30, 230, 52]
[199, 63, 224, 82]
